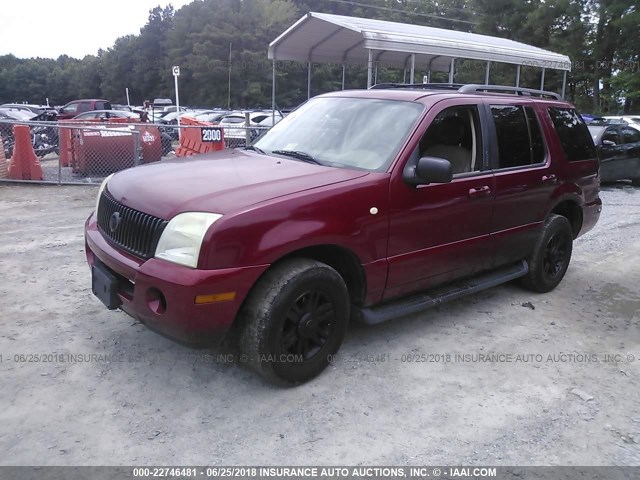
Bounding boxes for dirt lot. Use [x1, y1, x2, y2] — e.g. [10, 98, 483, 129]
[0, 183, 638, 466]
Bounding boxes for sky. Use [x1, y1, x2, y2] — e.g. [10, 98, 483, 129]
[0, 0, 194, 59]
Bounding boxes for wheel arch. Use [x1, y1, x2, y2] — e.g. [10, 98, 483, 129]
[273, 245, 367, 307]
[548, 196, 583, 238]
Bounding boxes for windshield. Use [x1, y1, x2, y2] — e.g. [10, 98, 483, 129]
[254, 97, 424, 171]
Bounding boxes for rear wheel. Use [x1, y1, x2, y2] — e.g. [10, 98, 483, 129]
[521, 214, 573, 293]
[239, 259, 349, 385]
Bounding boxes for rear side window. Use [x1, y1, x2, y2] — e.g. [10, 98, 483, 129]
[490, 105, 545, 168]
[548, 108, 597, 161]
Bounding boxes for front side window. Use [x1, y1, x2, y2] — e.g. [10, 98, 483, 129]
[418, 105, 483, 175]
[63, 102, 79, 114]
[621, 127, 640, 144]
[548, 107, 597, 161]
[490, 105, 545, 168]
[255, 97, 424, 172]
[603, 127, 620, 145]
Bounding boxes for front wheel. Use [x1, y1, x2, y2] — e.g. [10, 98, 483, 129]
[239, 259, 349, 386]
[520, 214, 573, 293]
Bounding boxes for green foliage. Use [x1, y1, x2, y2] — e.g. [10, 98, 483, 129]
[0, 0, 638, 113]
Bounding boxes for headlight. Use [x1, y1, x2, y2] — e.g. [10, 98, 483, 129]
[95, 173, 114, 213]
[155, 212, 223, 268]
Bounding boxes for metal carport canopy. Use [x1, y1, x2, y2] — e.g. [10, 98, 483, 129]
[268, 12, 571, 73]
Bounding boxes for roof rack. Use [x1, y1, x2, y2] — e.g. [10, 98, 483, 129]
[457, 84, 561, 100]
[370, 83, 561, 100]
[370, 83, 464, 91]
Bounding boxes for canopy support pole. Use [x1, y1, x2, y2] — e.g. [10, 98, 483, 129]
[449, 58, 455, 84]
[272, 60, 276, 125]
[367, 49, 373, 88]
[515, 65, 521, 87]
[374, 63, 378, 85]
[485, 62, 490, 85]
[409, 54, 415, 84]
[307, 62, 312, 99]
[540, 68, 546, 90]
[341, 64, 346, 90]
[561, 71, 567, 99]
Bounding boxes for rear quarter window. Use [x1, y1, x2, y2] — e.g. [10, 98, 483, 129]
[548, 107, 597, 161]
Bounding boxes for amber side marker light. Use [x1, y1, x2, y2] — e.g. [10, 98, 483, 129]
[194, 292, 237, 304]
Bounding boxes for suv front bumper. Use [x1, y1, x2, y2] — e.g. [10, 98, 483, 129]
[85, 214, 269, 346]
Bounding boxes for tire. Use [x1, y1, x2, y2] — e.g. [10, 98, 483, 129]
[239, 258, 350, 386]
[631, 178, 640, 187]
[520, 214, 573, 293]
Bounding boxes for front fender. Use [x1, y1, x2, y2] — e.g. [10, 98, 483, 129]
[199, 173, 390, 270]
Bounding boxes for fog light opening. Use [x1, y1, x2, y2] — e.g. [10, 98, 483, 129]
[146, 288, 167, 315]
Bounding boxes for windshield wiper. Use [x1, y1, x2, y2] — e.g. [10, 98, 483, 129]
[245, 145, 265, 154]
[271, 149, 323, 165]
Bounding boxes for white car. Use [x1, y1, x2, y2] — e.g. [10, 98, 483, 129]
[219, 111, 283, 144]
[603, 115, 640, 125]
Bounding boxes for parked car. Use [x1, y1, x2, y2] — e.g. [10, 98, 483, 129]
[602, 115, 640, 126]
[86, 84, 601, 385]
[57, 99, 112, 120]
[111, 104, 133, 112]
[72, 110, 140, 121]
[193, 111, 231, 124]
[588, 123, 640, 184]
[219, 110, 283, 145]
[1, 103, 54, 115]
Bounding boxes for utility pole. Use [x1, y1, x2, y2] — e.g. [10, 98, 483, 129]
[228, 42, 232, 110]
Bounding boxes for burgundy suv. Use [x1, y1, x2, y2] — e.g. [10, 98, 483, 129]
[85, 84, 601, 385]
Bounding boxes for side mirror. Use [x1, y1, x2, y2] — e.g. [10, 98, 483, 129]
[404, 156, 453, 186]
[602, 139, 616, 147]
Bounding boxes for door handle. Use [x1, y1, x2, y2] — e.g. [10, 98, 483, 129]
[542, 174, 557, 184]
[468, 185, 491, 198]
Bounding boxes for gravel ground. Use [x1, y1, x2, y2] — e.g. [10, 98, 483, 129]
[0, 182, 638, 466]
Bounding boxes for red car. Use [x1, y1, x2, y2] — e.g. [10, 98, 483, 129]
[85, 84, 601, 384]
[57, 99, 112, 120]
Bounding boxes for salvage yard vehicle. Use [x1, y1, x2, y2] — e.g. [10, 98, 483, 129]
[85, 84, 601, 385]
[57, 99, 112, 120]
[588, 123, 640, 185]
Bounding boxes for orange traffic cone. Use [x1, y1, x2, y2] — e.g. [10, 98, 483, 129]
[8, 125, 43, 180]
[0, 134, 8, 178]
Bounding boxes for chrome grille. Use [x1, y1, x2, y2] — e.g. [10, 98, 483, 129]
[97, 191, 168, 260]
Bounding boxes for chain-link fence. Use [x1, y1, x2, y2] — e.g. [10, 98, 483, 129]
[0, 117, 271, 185]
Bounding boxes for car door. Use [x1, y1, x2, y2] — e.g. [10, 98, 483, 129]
[485, 100, 556, 266]
[617, 126, 640, 181]
[59, 101, 79, 119]
[78, 101, 92, 114]
[385, 101, 496, 301]
[597, 126, 626, 182]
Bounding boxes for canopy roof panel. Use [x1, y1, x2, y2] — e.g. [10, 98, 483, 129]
[269, 12, 571, 72]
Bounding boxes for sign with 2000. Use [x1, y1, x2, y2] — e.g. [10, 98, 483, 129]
[201, 127, 222, 143]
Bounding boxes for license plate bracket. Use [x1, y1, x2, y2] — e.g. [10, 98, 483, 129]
[92, 263, 121, 310]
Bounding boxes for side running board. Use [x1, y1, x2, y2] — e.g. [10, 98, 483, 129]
[356, 260, 528, 325]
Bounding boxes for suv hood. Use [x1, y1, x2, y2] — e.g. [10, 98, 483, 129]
[106, 149, 369, 219]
